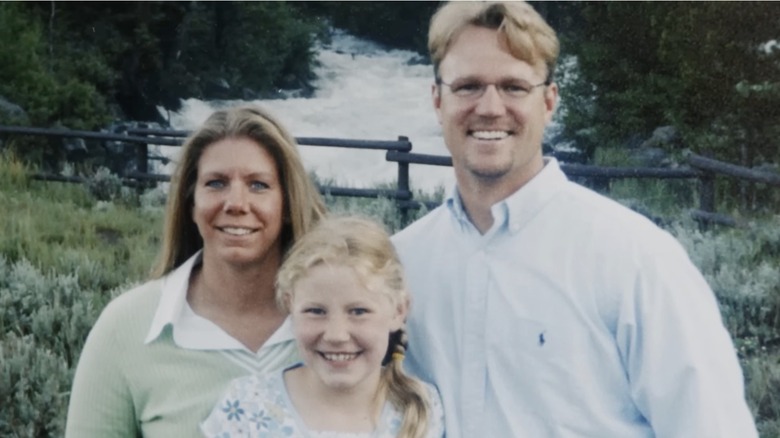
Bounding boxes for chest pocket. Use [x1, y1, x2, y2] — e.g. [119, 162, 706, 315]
[487, 314, 596, 429]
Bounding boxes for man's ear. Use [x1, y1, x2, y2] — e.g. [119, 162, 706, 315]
[432, 82, 443, 126]
[543, 81, 559, 124]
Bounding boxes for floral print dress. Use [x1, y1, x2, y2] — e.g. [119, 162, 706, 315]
[200, 364, 445, 438]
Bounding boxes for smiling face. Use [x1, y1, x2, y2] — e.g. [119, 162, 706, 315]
[289, 263, 406, 395]
[192, 136, 285, 270]
[434, 25, 558, 193]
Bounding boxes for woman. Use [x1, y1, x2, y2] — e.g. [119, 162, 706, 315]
[65, 105, 327, 437]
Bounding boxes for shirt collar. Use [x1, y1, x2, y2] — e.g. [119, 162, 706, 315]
[445, 184, 468, 223]
[143, 250, 295, 352]
[144, 250, 202, 344]
[446, 157, 569, 234]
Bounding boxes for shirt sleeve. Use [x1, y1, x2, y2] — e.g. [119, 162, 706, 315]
[65, 309, 138, 437]
[616, 233, 758, 437]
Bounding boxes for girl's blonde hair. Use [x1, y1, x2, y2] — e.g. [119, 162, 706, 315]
[276, 216, 431, 438]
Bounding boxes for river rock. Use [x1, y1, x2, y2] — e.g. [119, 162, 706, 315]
[0, 96, 29, 124]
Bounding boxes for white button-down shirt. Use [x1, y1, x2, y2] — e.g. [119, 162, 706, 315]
[392, 158, 757, 437]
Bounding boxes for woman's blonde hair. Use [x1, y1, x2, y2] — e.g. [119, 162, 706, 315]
[151, 105, 326, 277]
[429, 1, 560, 80]
[276, 216, 431, 438]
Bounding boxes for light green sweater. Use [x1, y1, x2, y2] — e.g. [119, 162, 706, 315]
[65, 278, 299, 438]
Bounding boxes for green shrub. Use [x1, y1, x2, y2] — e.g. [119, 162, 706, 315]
[0, 150, 32, 190]
[84, 166, 123, 202]
[0, 3, 111, 131]
[669, 218, 780, 430]
[0, 333, 70, 437]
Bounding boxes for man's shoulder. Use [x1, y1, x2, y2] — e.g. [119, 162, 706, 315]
[392, 204, 448, 248]
[562, 182, 664, 230]
[558, 182, 686, 256]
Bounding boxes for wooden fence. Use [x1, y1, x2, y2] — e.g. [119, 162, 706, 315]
[1, 125, 779, 226]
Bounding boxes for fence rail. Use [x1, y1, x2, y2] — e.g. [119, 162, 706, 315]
[2, 125, 778, 226]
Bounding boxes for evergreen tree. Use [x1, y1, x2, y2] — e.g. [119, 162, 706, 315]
[563, 2, 780, 167]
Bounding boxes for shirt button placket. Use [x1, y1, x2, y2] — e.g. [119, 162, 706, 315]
[461, 246, 490, 436]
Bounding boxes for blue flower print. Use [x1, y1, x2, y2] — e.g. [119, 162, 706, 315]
[221, 399, 245, 421]
[249, 410, 272, 431]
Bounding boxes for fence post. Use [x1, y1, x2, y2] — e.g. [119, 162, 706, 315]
[591, 176, 611, 193]
[136, 142, 148, 175]
[396, 136, 410, 224]
[698, 172, 716, 230]
[135, 136, 149, 192]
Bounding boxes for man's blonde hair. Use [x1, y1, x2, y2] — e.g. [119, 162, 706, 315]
[429, 1, 560, 80]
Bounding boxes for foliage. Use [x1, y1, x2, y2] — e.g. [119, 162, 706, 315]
[1, 2, 324, 127]
[562, 2, 780, 169]
[0, 155, 165, 436]
[0, 332, 72, 436]
[658, 3, 780, 163]
[293, 2, 441, 55]
[0, 150, 31, 189]
[173, 2, 322, 100]
[293, 1, 584, 58]
[84, 166, 124, 202]
[313, 174, 437, 233]
[670, 218, 780, 435]
[0, 154, 162, 292]
[0, 2, 111, 130]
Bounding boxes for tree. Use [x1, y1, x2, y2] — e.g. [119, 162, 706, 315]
[658, 2, 780, 165]
[172, 2, 321, 100]
[563, 2, 780, 168]
[293, 2, 441, 55]
[0, 2, 111, 129]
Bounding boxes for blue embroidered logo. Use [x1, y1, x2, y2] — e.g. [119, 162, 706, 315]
[538, 331, 546, 346]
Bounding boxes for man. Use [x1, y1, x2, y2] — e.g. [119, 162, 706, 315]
[392, 2, 758, 437]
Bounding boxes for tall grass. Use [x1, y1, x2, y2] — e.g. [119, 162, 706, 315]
[590, 145, 780, 218]
[0, 154, 163, 293]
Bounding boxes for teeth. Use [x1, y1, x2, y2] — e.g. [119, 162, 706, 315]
[222, 227, 253, 236]
[323, 353, 359, 361]
[471, 130, 508, 140]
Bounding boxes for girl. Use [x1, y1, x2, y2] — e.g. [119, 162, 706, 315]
[201, 216, 444, 438]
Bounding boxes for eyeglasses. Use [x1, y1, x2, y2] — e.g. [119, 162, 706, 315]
[437, 78, 550, 100]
